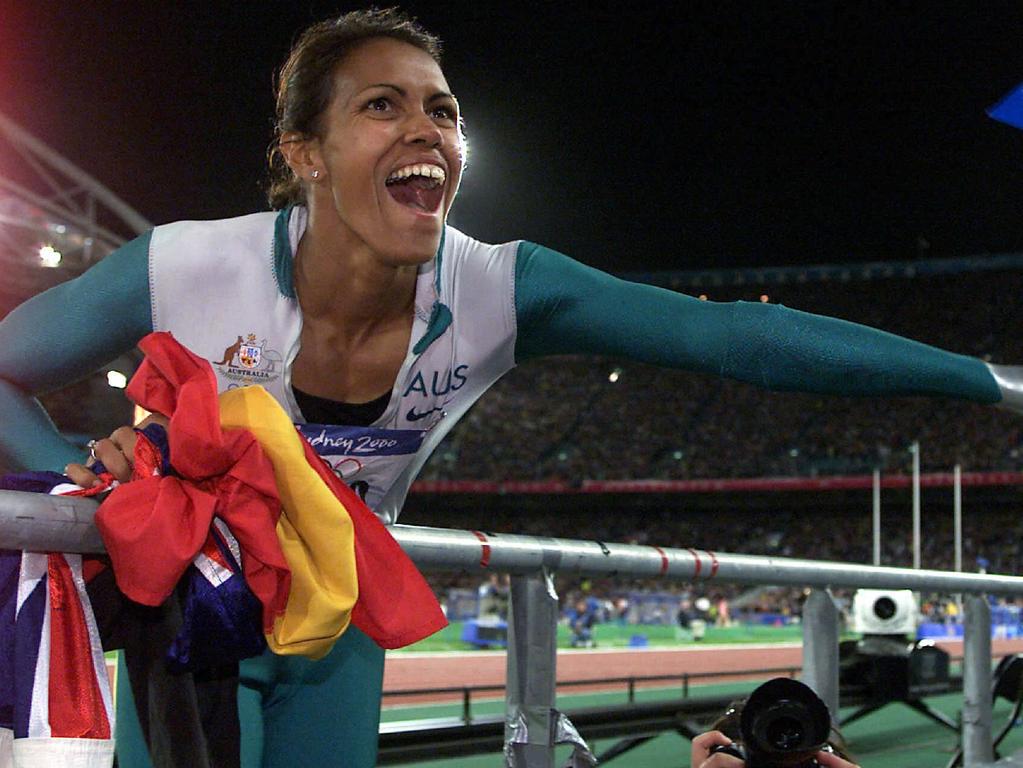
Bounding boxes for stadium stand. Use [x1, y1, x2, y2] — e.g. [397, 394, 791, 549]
[416, 263, 1023, 484]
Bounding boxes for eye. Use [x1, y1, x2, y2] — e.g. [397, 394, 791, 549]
[365, 97, 393, 113]
[430, 104, 458, 123]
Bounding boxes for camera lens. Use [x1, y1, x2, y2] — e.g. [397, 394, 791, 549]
[873, 596, 897, 620]
[765, 715, 806, 750]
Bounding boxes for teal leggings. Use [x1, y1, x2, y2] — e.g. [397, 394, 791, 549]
[114, 627, 386, 768]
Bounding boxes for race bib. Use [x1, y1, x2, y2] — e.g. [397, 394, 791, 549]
[297, 423, 427, 511]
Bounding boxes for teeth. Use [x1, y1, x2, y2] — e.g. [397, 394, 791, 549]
[386, 163, 446, 184]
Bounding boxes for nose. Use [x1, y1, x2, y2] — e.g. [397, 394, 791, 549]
[404, 109, 443, 147]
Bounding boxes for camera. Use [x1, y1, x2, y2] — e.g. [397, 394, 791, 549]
[850, 589, 918, 636]
[709, 678, 832, 767]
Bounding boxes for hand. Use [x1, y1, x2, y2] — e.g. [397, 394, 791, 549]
[988, 363, 1023, 414]
[64, 414, 169, 487]
[689, 731, 861, 768]
[815, 750, 860, 768]
[691, 731, 743, 768]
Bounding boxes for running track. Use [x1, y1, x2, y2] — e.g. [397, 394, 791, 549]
[383, 638, 1023, 705]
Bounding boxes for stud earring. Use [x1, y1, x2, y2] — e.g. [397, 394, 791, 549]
[311, 170, 321, 180]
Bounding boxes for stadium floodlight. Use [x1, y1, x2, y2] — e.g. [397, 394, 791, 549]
[106, 370, 128, 389]
[38, 245, 61, 268]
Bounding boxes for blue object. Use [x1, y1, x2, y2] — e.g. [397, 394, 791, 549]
[628, 634, 649, 647]
[460, 619, 508, 648]
[989, 82, 1023, 130]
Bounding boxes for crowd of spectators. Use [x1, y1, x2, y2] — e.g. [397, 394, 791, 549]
[418, 268, 1023, 482]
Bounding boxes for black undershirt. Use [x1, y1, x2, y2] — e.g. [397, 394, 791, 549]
[292, 386, 390, 427]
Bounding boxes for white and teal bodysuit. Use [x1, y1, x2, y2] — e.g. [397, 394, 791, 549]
[0, 206, 1008, 767]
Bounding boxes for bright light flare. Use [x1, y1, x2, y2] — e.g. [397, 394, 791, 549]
[38, 245, 61, 268]
[608, 367, 622, 383]
[107, 370, 128, 389]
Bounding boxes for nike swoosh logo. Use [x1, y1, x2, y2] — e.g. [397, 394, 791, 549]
[406, 406, 444, 422]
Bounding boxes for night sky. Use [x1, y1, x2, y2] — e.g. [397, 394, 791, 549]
[3, 1, 1023, 271]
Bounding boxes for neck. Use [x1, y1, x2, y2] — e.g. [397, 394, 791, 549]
[295, 208, 419, 337]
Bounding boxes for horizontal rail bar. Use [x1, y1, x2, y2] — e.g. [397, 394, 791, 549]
[382, 667, 803, 699]
[0, 490, 106, 552]
[3, 491, 1023, 596]
[390, 525, 1023, 595]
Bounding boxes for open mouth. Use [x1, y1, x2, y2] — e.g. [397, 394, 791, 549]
[385, 163, 446, 214]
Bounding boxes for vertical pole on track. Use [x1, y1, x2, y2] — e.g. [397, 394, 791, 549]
[801, 588, 840, 723]
[912, 441, 921, 569]
[954, 464, 964, 619]
[954, 464, 963, 574]
[962, 594, 993, 766]
[505, 570, 559, 768]
[872, 467, 881, 566]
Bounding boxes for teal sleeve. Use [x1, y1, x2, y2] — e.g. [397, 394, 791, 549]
[0, 231, 154, 471]
[513, 242, 1001, 404]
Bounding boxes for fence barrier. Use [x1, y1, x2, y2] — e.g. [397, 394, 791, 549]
[3, 490, 1023, 766]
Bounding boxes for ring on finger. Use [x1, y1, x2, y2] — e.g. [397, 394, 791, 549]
[87, 439, 99, 461]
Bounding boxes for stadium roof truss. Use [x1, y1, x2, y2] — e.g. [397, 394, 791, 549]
[0, 110, 151, 315]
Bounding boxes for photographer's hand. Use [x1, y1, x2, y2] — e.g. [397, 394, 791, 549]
[816, 750, 860, 768]
[691, 731, 743, 767]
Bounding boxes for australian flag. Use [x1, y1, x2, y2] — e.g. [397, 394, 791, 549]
[0, 476, 115, 766]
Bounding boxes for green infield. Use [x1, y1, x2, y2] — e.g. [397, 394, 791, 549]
[384, 680, 1023, 768]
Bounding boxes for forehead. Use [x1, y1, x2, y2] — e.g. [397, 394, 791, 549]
[332, 37, 450, 98]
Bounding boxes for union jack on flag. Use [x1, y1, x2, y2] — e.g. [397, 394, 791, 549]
[0, 477, 115, 767]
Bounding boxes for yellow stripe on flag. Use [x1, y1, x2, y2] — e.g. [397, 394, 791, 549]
[218, 386, 358, 659]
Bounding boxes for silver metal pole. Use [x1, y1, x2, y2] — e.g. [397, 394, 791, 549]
[962, 594, 993, 766]
[912, 441, 921, 569]
[505, 571, 559, 768]
[5, 492, 1023, 595]
[954, 464, 963, 574]
[801, 589, 840, 722]
[390, 524, 1023, 596]
[872, 468, 881, 567]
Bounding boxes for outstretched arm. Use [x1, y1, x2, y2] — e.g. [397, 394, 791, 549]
[0, 232, 153, 471]
[514, 242, 1003, 404]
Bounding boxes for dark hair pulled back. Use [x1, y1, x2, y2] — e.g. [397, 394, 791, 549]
[266, 7, 442, 210]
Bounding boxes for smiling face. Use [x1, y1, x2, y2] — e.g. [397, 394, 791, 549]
[305, 37, 464, 266]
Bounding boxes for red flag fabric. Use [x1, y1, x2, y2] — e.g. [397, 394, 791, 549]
[98, 331, 443, 650]
[299, 440, 447, 649]
[95, 333, 290, 632]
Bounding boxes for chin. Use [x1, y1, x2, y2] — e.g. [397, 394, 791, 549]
[380, 229, 442, 266]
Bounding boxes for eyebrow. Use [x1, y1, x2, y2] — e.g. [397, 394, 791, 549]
[358, 83, 457, 103]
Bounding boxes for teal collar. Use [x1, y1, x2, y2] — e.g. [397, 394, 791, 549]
[272, 206, 297, 299]
[272, 205, 452, 354]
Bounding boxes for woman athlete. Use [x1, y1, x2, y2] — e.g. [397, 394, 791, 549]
[1, 8, 1021, 768]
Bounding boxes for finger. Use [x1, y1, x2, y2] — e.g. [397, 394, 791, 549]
[136, 413, 169, 430]
[815, 751, 860, 768]
[109, 425, 140, 453]
[698, 753, 744, 768]
[92, 436, 134, 483]
[64, 462, 103, 489]
[691, 731, 736, 765]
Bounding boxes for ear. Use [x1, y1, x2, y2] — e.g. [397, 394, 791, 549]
[278, 131, 323, 183]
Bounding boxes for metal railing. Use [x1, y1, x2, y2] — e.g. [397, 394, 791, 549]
[2, 491, 1022, 766]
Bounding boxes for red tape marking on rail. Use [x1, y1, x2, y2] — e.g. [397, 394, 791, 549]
[651, 546, 669, 576]
[707, 550, 719, 578]
[471, 530, 491, 568]
[686, 548, 702, 578]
